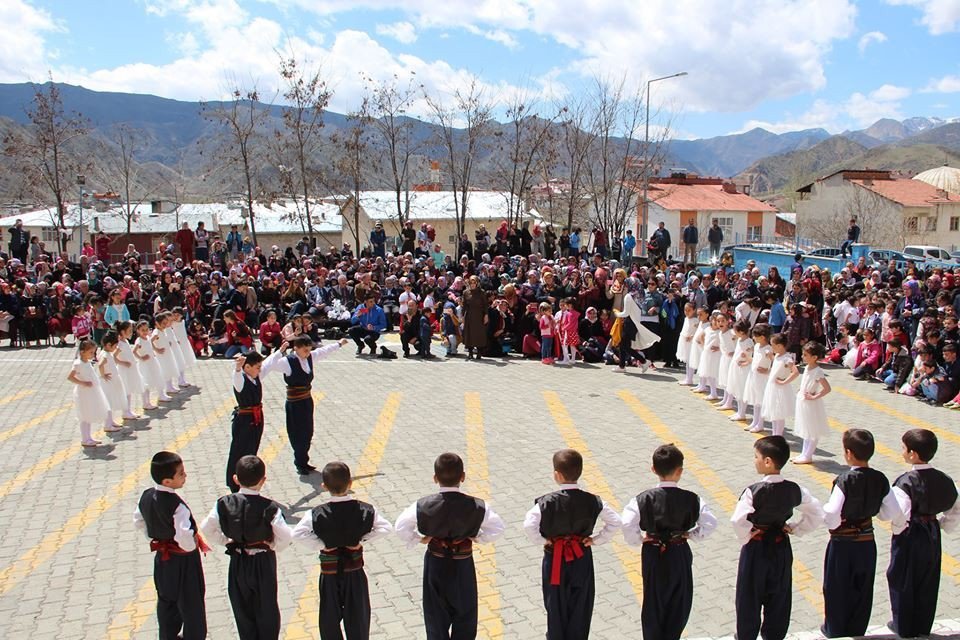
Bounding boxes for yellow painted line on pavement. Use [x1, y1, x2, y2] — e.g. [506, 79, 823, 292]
[0, 399, 234, 598]
[465, 393, 503, 640]
[617, 390, 825, 615]
[542, 391, 645, 605]
[0, 389, 34, 406]
[0, 403, 71, 444]
[283, 392, 403, 640]
[835, 387, 960, 447]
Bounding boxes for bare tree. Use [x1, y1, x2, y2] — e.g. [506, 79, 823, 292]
[423, 80, 496, 254]
[203, 83, 273, 246]
[2, 79, 89, 252]
[276, 55, 332, 244]
[553, 99, 593, 232]
[100, 124, 153, 235]
[802, 184, 904, 248]
[332, 98, 373, 254]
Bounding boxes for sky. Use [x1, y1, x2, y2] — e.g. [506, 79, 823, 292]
[1, 0, 958, 139]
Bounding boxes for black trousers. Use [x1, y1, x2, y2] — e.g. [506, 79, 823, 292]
[228, 551, 280, 640]
[347, 326, 380, 349]
[542, 546, 594, 640]
[154, 550, 207, 640]
[422, 553, 477, 640]
[735, 536, 792, 640]
[641, 320, 663, 361]
[641, 542, 694, 640]
[319, 569, 371, 640]
[285, 396, 314, 469]
[887, 520, 942, 638]
[822, 538, 877, 638]
[226, 412, 264, 491]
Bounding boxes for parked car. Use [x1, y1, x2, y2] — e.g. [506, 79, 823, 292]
[902, 245, 956, 263]
[807, 247, 842, 258]
[951, 250, 960, 262]
[869, 249, 908, 266]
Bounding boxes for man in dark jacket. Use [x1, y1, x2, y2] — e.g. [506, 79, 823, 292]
[651, 222, 671, 261]
[707, 219, 723, 263]
[7, 220, 29, 264]
[681, 218, 698, 265]
[840, 217, 861, 258]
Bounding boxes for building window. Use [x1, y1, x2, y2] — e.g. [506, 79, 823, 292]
[950, 217, 959, 231]
[41, 227, 58, 243]
[714, 216, 733, 239]
[906, 217, 918, 232]
[746, 225, 762, 241]
[926, 217, 937, 232]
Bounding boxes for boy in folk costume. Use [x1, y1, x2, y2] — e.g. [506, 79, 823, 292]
[262, 336, 348, 475]
[134, 451, 209, 640]
[395, 453, 505, 640]
[200, 455, 293, 640]
[225, 352, 268, 492]
[523, 449, 622, 640]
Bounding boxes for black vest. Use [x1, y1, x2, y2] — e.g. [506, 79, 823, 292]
[216, 492, 279, 545]
[833, 467, 890, 523]
[634, 486, 701, 536]
[415, 491, 486, 539]
[283, 354, 314, 388]
[535, 488, 603, 538]
[311, 500, 376, 548]
[894, 468, 958, 519]
[234, 374, 262, 408]
[745, 480, 802, 529]
[138, 488, 196, 540]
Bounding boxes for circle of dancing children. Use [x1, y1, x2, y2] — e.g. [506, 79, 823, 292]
[67, 311, 196, 448]
[133, 432, 958, 640]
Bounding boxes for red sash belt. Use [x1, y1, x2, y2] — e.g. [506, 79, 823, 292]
[547, 536, 586, 586]
[427, 538, 473, 560]
[642, 533, 688, 553]
[830, 518, 874, 542]
[749, 525, 787, 543]
[150, 534, 211, 561]
[287, 386, 312, 401]
[320, 546, 364, 575]
[236, 405, 264, 426]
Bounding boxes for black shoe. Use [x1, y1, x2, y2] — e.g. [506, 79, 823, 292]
[296, 467, 311, 475]
[303, 463, 317, 471]
[365, 341, 377, 352]
[403, 352, 412, 359]
[355, 345, 364, 355]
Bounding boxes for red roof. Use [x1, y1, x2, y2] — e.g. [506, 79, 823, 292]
[645, 182, 776, 212]
[850, 178, 955, 208]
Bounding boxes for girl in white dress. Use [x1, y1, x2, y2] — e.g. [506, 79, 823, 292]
[743, 324, 774, 432]
[152, 313, 180, 395]
[66, 340, 110, 447]
[726, 320, 755, 420]
[676, 303, 698, 385]
[760, 334, 799, 436]
[696, 312, 722, 399]
[689, 309, 710, 392]
[114, 321, 145, 417]
[98, 332, 127, 429]
[171, 308, 197, 369]
[164, 319, 188, 388]
[134, 320, 170, 404]
[793, 341, 832, 464]
[716, 314, 736, 407]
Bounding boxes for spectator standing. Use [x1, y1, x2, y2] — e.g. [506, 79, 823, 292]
[95, 232, 113, 263]
[175, 222, 195, 264]
[621, 230, 636, 263]
[226, 225, 243, 258]
[194, 222, 209, 262]
[682, 218, 699, 265]
[707, 219, 723, 263]
[7, 219, 29, 263]
[370, 222, 387, 259]
[652, 222, 671, 262]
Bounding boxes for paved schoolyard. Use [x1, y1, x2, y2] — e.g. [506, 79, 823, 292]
[0, 344, 957, 639]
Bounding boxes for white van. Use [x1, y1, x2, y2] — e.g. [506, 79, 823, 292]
[902, 245, 956, 263]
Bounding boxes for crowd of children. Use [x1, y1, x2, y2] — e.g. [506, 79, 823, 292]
[136, 432, 957, 640]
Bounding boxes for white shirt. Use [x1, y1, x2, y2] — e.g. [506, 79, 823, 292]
[620, 481, 718, 546]
[232, 371, 262, 393]
[890, 464, 960, 535]
[522, 483, 622, 546]
[394, 486, 506, 549]
[132, 485, 197, 552]
[730, 474, 824, 545]
[199, 487, 293, 551]
[291, 495, 393, 551]
[261, 343, 341, 377]
[822, 467, 907, 531]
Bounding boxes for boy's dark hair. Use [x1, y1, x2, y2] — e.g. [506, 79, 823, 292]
[842, 429, 875, 461]
[434, 452, 465, 486]
[235, 455, 266, 487]
[751, 323, 771, 339]
[553, 448, 583, 482]
[734, 319, 751, 335]
[754, 436, 790, 470]
[802, 341, 826, 359]
[242, 351, 265, 366]
[321, 461, 352, 494]
[652, 444, 684, 477]
[290, 335, 313, 349]
[101, 330, 119, 348]
[902, 428, 938, 462]
[944, 342, 957, 354]
[888, 338, 902, 349]
[150, 451, 183, 484]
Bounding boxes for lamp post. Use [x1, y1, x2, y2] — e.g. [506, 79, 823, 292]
[640, 71, 687, 256]
[76, 174, 86, 255]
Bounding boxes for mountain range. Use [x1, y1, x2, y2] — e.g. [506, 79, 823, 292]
[0, 82, 958, 207]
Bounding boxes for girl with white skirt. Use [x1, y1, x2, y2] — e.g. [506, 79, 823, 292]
[793, 341, 832, 464]
[726, 321, 755, 420]
[134, 320, 170, 404]
[171, 308, 197, 369]
[152, 313, 180, 394]
[716, 315, 736, 407]
[676, 303, 698, 385]
[98, 332, 127, 429]
[67, 340, 112, 447]
[743, 324, 774, 432]
[688, 309, 709, 390]
[696, 312, 722, 399]
[164, 323, 188, 387]
[761, 334, 799, 436]
[114, 321, 145, 417]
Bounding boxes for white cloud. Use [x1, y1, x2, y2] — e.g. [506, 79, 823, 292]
[923, 74, 960, 92]
[375, 21, 417, 44]
[0, 0, 63, 82]
[886, 0, 960, 34]
[857, 30, 887, 53]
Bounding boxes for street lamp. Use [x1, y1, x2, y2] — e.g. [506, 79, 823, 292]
[640, 71, 687, 257]
[77, 174, 86, 253]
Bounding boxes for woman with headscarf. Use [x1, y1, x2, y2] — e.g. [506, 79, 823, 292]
[606, 268, 628, 312]
[896, 280, 926, 342]
[462, 275, 489, 360]
[612, 277, 661, 372]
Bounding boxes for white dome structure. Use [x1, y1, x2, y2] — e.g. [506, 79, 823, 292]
[913, 165, 960, 194]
